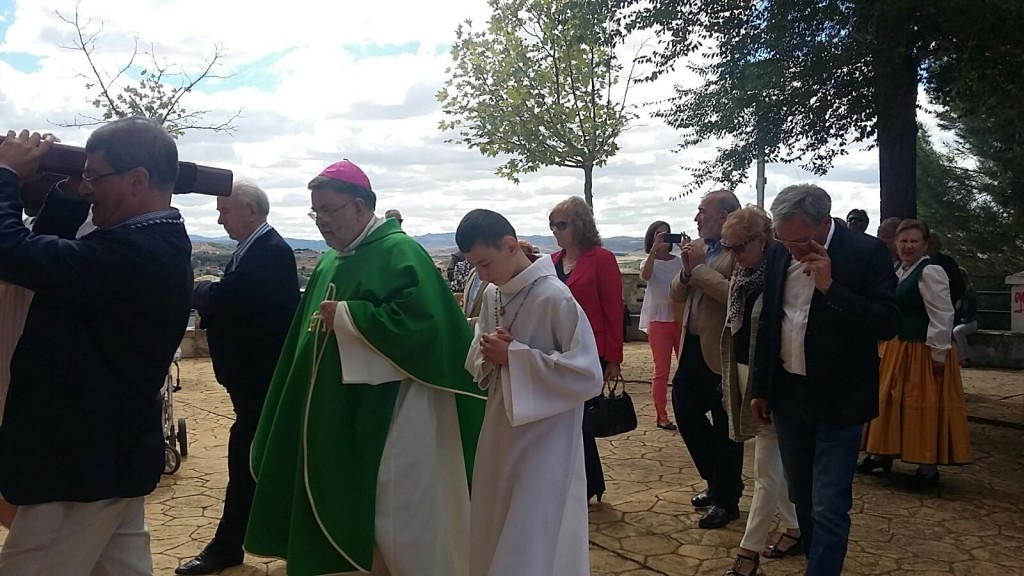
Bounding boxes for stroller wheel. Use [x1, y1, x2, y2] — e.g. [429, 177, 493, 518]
[177, 418, 188, 457]
[164, 445, 181, 475]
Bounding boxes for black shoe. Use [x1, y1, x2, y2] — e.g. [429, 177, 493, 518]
[906, 470, 940, 490]
[856, 456, 893, 475]
[691, 489, 713, 509]
[698, 505, 739, 529]
[762, 532, 803, 558]
[175, 551, 243, 575]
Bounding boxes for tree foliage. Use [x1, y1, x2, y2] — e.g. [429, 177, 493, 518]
[55, 3, 241, 139]
[917, 125, 1024, 279]
[437, 0, 636, 206]
[923, 0, 1024, 215]
[620, 0, 966, 218]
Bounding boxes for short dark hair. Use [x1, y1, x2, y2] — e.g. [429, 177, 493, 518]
[306, 177, 377, 211]
[85, 117, 178, 190]
[643, 220, 670, 253]
[846, 209, 869, 224]
[456, 209, 516, 253]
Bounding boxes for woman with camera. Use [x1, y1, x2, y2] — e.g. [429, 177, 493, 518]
[639, 221, 683, 431]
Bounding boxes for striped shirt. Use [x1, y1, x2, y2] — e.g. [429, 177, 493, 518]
[233, 221, 273, 264]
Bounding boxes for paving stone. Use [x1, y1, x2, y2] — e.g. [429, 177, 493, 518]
[0, 344, 1020, 575]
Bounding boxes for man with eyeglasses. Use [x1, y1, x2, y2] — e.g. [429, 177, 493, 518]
[0, 119, 193, 575]
[751, 185, 899, 576]
[845, 209, 869, 233]
[668, 188, 745, 530]
[245, 159, 485, 576]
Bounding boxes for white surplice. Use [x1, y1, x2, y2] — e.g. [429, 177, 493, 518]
[465, 256, 603, 576]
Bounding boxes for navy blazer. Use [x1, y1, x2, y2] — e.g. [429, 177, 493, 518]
[193, 228, 300, 394]
[751, 224, 900, 426]
[0, 171, 193, 504]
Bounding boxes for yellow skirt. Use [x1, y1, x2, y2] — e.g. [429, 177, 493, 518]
[862, 339, 973, 465]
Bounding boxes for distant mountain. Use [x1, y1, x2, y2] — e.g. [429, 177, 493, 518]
[189, 235, 329, 252]
[412, 233, 644, 255]
[189, 232, 646, 256]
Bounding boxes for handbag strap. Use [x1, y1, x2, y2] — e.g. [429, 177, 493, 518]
[603, 375, 625, 396]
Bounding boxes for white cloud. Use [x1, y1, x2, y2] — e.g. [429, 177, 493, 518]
[0, 0, 945, 242]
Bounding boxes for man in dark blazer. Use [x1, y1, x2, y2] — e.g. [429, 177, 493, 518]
[751, 184, 900, 576]
[177, 182, 300, 575]
[0, 120, 193, 574]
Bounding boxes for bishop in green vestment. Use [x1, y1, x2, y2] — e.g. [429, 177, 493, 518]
[245, 161, 485, 576]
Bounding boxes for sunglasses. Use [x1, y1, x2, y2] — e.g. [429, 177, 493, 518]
[847, 217, 867, 223]
[549, 221, 569, 231]
[721, 238, 754, 253]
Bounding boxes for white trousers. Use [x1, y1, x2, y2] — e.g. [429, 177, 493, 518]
[739, 427, 800, 552]
[0, 497, 152, 576]
[953, 321, 977, 364]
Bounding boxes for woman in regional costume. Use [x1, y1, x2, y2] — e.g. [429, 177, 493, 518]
[860, 219, 972, 487]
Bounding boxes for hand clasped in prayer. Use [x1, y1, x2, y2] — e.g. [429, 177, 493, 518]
[481, 327, 514, 366]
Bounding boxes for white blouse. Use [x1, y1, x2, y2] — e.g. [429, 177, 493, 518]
[897, 256, 954, 363]
[639, 256, 683, 332]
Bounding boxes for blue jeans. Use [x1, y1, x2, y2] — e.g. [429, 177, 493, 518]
[773, 374, 862, 576]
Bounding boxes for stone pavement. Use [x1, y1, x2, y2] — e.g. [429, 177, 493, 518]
[1, 342, 1022, 575]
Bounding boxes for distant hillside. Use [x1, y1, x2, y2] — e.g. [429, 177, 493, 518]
[413, 233, 645, 256]
[190, 233, 645, 256]
[189, 235, 329, 252]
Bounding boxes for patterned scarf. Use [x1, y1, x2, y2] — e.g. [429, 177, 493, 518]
[726, 261, 766, 332]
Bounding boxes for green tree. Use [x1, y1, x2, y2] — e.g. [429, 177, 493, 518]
[917, 125, 1024, 278]
[55, 3, 241, 139]
[621, 0, 990, 218]
[924, 0, 1024, 215]
[437, 0, 636, 207]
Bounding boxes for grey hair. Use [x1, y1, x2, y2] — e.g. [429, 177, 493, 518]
[770, 184, 831, 228]
[231, 179, 270, 217]
[707, 189, 741, 214]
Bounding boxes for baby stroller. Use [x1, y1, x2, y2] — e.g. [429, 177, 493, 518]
[162, 347, 189, 474]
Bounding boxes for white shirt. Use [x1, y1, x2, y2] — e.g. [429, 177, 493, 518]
[897, 257, 954, 363]
[639, 256, 682, 332]
[780, 220, 836, 376]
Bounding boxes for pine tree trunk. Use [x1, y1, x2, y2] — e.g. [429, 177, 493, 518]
[872, 12, 920, 220]
[583, 163, 594, 208]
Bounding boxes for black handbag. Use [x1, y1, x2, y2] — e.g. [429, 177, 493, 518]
[583, 376, 638, 438]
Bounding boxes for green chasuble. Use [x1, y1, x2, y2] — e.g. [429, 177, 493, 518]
[245, 218, 485, 575]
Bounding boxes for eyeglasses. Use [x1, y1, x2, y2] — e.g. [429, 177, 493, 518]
[308, 199, 355, 222]
[81, 170, 127, 185]
[847, 217, 867, 224]
[549, 221, 569, 231]
[774, 232, 814, 248]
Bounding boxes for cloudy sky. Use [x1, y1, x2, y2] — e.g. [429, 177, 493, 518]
[0, 0, 945, 241]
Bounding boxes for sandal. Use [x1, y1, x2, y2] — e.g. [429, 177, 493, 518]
[656, 419, 677, 431]
[762, 532, 803, 559]
[725, 552, 760, 576]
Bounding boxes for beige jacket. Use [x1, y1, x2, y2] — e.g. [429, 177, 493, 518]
[720, 292, 764, 441]
[462, 267, 490, 328]
[669, 242, 734, 374]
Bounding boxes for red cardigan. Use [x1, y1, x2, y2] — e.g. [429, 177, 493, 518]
[552, 247, 624, 363]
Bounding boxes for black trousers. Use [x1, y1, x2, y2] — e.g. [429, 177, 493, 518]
[584, 358, 608, 501]
[671, 334, 744, 510]
[206, 385, 266, 560]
